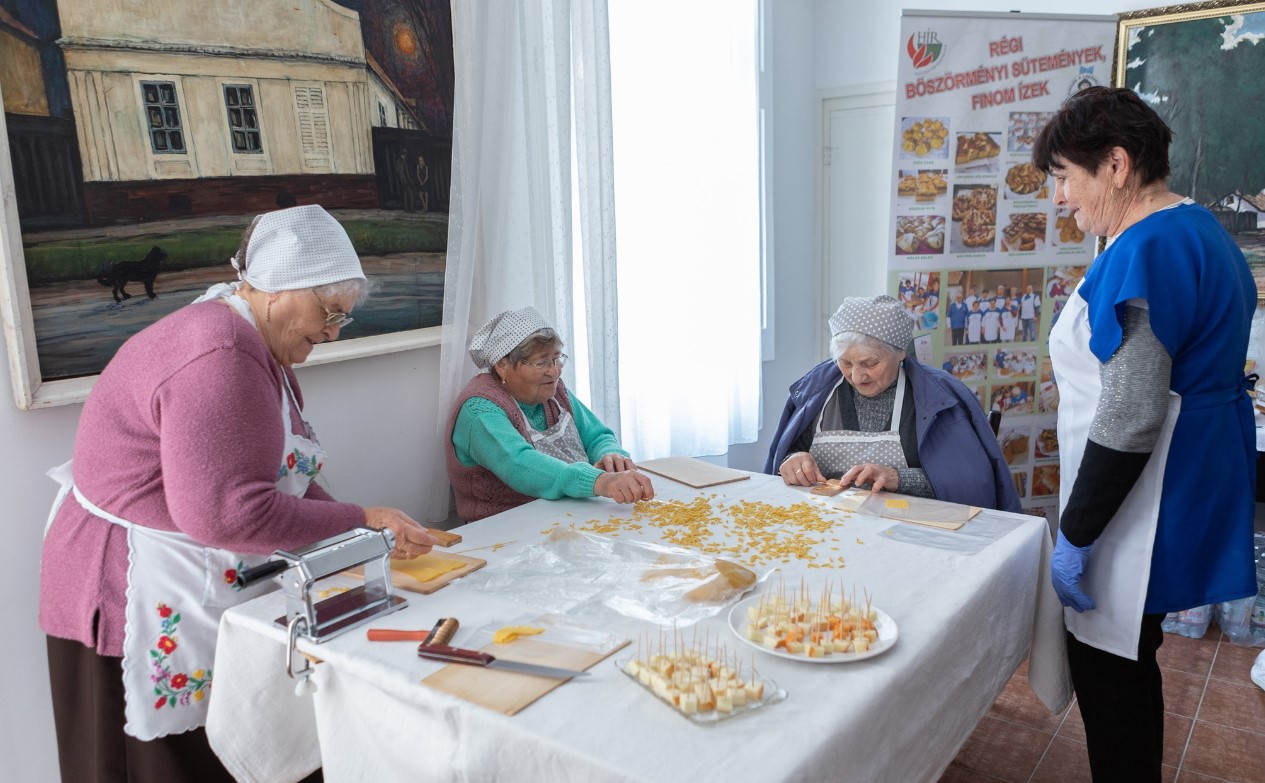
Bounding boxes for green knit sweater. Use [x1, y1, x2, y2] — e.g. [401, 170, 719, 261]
[451, 392, 628, 499]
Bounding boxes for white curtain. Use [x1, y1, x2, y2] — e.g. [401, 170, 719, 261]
[607, 0, 762, 459]
[426, 0, 617, 523]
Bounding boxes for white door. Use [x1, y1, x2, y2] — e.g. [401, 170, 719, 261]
[821, 88, 896, 356]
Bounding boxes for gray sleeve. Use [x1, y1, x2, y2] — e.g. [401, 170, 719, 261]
[896, 467, 935, 498]
[1088, 303, 1172, 453]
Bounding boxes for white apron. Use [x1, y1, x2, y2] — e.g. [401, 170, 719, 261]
[528, 399, 590, 464]
[810, 367, 909, 477]
[1047, 284, 1180, 659]
[45, 294, 328, 739]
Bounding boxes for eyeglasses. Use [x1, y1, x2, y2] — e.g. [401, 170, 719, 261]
[312, 290, 353, 328]
[521, 354, 568, 371]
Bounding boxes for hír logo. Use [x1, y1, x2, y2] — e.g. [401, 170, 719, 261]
[907, 30, 945, 71]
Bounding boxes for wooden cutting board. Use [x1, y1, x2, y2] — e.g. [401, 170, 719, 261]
[422, 636, 629, 715]
[638, 457, 750, 488]
[348, 552, 486, 595]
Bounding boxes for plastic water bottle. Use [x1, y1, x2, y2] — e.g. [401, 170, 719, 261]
[1217, 597, 1255, 645]
[1163, 604, 1213, 639]
[1251, 533, 1265, 644]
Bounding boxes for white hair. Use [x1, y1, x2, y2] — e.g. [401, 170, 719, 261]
[829, 331, 903, 363]
[314, 277, 376, 307]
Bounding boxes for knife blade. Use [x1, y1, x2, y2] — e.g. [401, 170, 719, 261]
[416, 643, 589, 679]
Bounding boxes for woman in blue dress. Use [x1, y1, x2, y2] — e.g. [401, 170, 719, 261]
[1034, 87, 1257, 780]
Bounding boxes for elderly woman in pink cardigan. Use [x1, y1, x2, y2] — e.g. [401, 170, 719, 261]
[39, 205, 437, 783]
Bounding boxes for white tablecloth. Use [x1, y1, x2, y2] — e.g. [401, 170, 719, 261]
[208, 472, 1069, 783]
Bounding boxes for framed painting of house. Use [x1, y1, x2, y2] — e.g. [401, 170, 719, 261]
[0, 0, 453, 409]
[1115, 0, 1265, 295]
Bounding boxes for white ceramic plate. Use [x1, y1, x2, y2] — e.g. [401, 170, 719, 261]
[727, 592, 899, 664]
[615, 658, 786, 725]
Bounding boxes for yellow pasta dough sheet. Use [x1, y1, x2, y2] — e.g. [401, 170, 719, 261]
[393, 554, 469, 583]
[349, 552, 486, 594]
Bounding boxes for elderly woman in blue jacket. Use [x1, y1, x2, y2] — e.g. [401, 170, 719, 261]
[764, 295, 1021, 512]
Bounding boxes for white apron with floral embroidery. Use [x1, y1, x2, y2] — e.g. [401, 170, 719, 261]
[45, 295, 328, 740]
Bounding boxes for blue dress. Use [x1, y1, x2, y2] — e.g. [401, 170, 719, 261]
[1077, 202, 1256, 613]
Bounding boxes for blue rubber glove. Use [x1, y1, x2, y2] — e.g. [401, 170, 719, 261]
[1051, 531, 1096, 612]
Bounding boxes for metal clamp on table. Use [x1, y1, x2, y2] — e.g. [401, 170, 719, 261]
[234, 527, 408, 693]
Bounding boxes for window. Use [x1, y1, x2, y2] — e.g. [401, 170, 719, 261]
[378, 102, 387, 127]
[293, 86, 331, 169]
[224, 85, 262, 153]
[608, 0, 761, 458]
[396, 103, 417, 130]
[141, 81, 185, 154]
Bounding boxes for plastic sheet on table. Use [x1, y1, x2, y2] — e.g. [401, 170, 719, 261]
[879, 512, 1021, 555]
[455, 528, 771, 626]
[464, 614, 626, 655]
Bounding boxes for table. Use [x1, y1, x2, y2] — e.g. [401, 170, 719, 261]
[207, 472, 1069, 783]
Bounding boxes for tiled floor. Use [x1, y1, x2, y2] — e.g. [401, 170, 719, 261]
[938, 626, 1265, 782]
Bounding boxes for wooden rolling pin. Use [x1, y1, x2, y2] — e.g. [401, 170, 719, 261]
[367, 617, 459, 644]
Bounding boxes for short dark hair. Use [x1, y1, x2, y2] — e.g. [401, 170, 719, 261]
[1032, 86, 1172, 185]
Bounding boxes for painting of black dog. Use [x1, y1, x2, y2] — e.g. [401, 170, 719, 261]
[98, 246, 166, 302]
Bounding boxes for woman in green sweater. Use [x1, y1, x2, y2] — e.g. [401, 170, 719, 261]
[445, 307, 654, 521]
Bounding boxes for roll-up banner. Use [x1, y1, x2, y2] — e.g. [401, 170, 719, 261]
[888, 11, 1115, 521]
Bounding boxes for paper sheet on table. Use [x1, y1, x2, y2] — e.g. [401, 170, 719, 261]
[455, 529, 769, 626]
[879, 514, 1019, 555]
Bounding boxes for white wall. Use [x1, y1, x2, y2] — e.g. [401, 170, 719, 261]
[0, 344, 442, 780]
[0, 372, 81, 781]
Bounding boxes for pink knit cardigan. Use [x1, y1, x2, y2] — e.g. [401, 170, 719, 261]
[39, 302, 364, 656]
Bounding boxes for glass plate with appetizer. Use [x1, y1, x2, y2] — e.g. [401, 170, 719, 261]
[616, 638, 785, 724]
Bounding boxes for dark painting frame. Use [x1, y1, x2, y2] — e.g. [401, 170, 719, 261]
[0, 0, 453, 409]
[1115, 0, 1265, 295]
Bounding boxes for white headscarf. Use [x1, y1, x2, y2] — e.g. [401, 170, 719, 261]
[193, 205, 364, 303]
[467, 307, 552, 369]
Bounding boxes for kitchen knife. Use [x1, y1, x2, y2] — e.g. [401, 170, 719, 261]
[416, 643, 589, 679]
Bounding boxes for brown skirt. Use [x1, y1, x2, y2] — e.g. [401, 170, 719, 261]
[46, 634, 321, 783]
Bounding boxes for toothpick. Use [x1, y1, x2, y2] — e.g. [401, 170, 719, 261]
[450, 540, 517, 555]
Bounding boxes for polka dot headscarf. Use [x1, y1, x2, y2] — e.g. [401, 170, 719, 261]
[828, 295, 912, 350]
[235, 205, 365, 292]
[467, 306, 552, 369]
